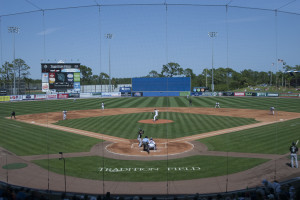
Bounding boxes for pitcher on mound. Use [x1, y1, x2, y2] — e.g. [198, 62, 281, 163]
[153, 108, 159, 121]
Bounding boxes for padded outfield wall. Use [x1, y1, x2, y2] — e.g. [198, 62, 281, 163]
[132, 77, 191, 97]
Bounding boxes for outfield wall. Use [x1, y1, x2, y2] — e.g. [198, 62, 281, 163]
[131, 77, 191, 97]
[1, 91, 300, 102]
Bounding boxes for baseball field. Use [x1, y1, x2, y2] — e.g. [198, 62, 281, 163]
[0, 96, 299, 194]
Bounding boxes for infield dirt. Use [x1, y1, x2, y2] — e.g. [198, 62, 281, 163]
[2, 107, 300, 194]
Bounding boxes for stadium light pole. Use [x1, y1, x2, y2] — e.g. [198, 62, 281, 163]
[208, 32, 217, 93]
[8, 26, 20, 95]
[59, 152, 66, 193]
[106, 33, 113, 92]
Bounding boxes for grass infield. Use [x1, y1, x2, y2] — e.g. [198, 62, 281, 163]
[55, 112, 258, 139]
[0, 96, 299, 181]
[33, 155, 269, 181]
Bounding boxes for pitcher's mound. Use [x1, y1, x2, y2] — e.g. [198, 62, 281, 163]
[138, 119, 174, 124]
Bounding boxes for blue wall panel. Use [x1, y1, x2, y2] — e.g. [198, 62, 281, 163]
[132, 77, 190, 92]
[143, 92, 180, 96]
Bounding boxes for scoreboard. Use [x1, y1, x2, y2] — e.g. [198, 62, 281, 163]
[41, 63, 80, 92]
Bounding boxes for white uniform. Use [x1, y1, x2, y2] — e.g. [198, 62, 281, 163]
[63, 110, 67, 120]
[153, 109, 159, 121]
[102, 103, 104, 110]
[215, 102, 220, 108]
[149, 139, 156, 150]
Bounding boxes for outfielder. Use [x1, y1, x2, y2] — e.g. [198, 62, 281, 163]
[215, 102, 220, 108]
[137, 128, 144, 147]
[153, 108, 159, 121]
[62, 110, 67, 120]
[101, 102, 105, 110]
[290, 141, 298, 168]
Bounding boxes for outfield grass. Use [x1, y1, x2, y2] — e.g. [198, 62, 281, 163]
[1, 96, 300, 118]
[55, 112, 258, 139]
[199, 118, 300, 154]
[0, 96, 299, 182]
[33, 155, 269, 181]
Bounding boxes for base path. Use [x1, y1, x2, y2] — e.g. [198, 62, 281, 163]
[2, 107, 299, 195]
[15, 107, 300, 157]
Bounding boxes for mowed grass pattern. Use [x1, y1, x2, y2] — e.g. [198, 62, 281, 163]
[33, 155, 268, 181]
[55, 112, 258, 139]
[199, 118, 300, 154]
[0, 118, 102, 156]
[0, 96, 299, 182]
[1, 96, 300, 118]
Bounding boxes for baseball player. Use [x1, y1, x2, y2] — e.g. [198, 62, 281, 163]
[62, 110, 67, 120]
[11, 111, 16, 119]
[137, 128, 144, 147]
[290, 141, 298, 168]
[101, 102, 105, 110]
[189, 98, 192, 106]
[148, 137, 157, 150]
[142, 136, 150, 153]
[153, 108, 159, 121]
[215, 102, 220, 108]
[270, 106, 275, 115]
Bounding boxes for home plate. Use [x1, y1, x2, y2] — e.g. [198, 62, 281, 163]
[280, 119, 284, 121]
[31, 121, 35, 123]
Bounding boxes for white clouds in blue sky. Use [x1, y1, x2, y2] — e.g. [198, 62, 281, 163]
[0, 0, 300, 79]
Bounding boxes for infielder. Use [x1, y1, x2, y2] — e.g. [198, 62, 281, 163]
[101, 102, 105, 110]
[62, 110, 67, 120]
[137, 128, 144, 147]
[215, 102, 220, 108]
[153, 108, 159, 121]
[270, 107, 275, 115]
[290, 141, 298, 168]
[11, 111, 16, 119]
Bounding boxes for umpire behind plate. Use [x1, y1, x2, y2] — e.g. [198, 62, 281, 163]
[142, 136, 150, 153]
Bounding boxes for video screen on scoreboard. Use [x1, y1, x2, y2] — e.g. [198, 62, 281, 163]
[41, 63, 80, 92]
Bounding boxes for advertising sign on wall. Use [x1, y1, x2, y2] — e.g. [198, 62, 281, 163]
[47, 94, 57, 99]
[22, 95, 35, 100]
[267, 93, 279, 97]
[57, 94, 69, 99]
[234, 92, 245, 96]
[35, 94, 47, 99]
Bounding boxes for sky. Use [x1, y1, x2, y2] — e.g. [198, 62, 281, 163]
[0, 0, 300, 79]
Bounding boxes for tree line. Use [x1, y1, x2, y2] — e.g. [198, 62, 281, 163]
[1, 59, 299, 91]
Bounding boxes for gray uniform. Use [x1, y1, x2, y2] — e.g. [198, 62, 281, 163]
[290, 142, 298, 168]
[137, 130, 144, 147]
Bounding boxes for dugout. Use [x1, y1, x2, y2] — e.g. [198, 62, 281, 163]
[131, 77, 191, 97]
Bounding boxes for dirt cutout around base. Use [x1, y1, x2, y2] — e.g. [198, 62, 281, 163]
[14, 107, 300, 157]
[138, 119, 174, 124]
[106, 139, 193, 156]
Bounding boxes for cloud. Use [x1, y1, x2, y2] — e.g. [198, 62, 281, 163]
[37, 27, 61, 35]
